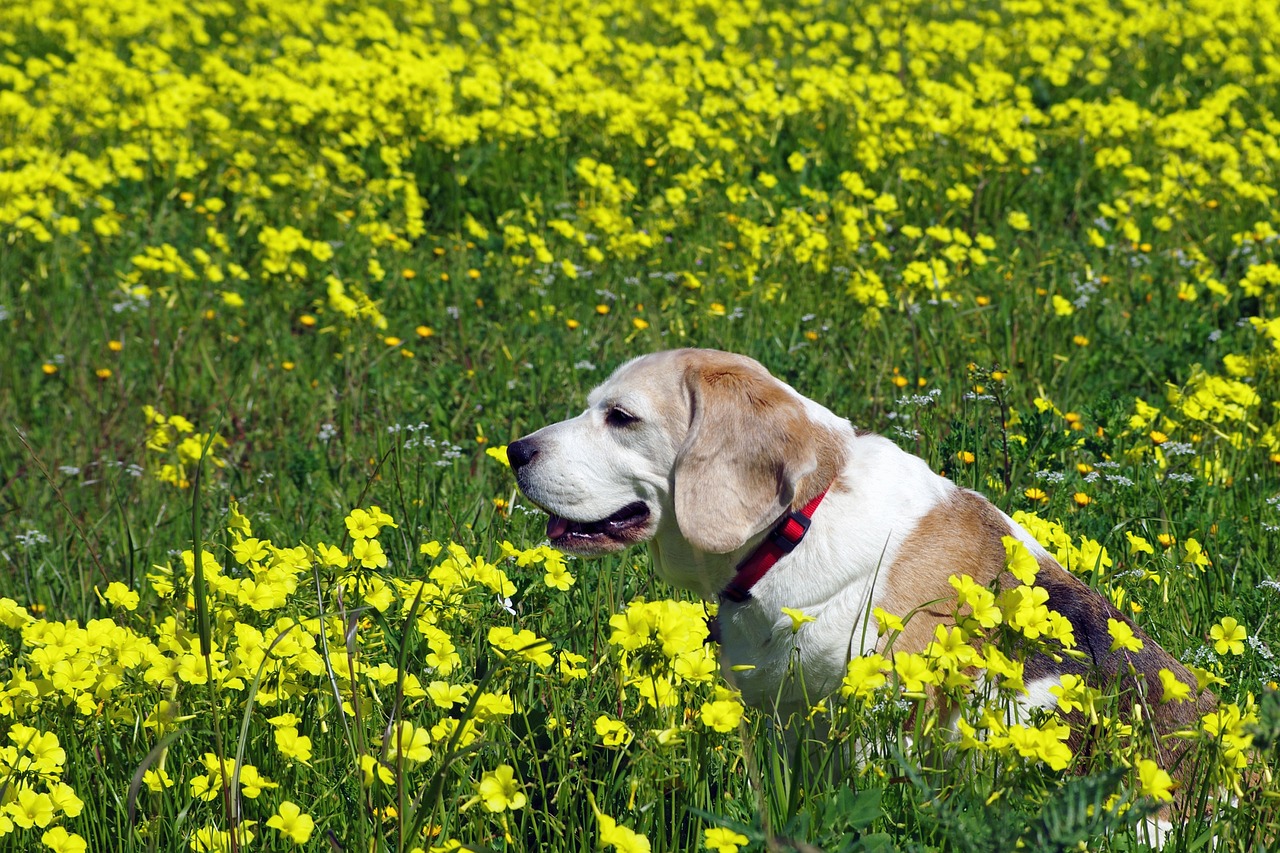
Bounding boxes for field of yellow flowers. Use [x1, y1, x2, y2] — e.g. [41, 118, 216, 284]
[3, 0, 1280, 849]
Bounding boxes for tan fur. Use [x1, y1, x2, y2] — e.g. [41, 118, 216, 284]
[881, 490, 1010, 654]
[674, 351, 845, 553]
[881, 490, 1213, 790]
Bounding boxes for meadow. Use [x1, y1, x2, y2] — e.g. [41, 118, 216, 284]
[2, 0, 1280, 849]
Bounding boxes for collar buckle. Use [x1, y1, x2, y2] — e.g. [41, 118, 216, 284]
[771, 510, 812, 553]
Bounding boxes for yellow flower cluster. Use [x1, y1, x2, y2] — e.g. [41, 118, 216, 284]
[831, 526, 1258, 798]
[0, 501, 602, 850]
[1, 0, 1273, 359]
[0, 724, 84, 844]
[1012, 511, 1113, 577]
[141, 405, 229, 489]
[607, 598, 720, 712]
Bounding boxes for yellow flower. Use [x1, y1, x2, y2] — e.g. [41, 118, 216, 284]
[426, 680, 470, 709]
[237, 764, 277, 798]
[1183, 538, 1211, 568]
[700, 699, 744, 732]
[266, 801, 315, 844]
[893, 651, 936, 694]
[1157, 669, 1192, 704]
[841, 654, 890, 701]
[1049, 673, 1090, 715]
[543, 560, 575, 591]
[485, 445, 510, 467]
[477, 764, 527, 812]
[704, 827, 749, 853]
[101, 581, 140, 610]
[387, 721, 432, 763]
[9, 787, 55, 828]
[41, 827, 89, 853]
[345, 506, 396, 539]
[591, 793, 651, 853]
[360, 753, 394, 786]
[949, 573, 1001, 628]
[273, 726, 313, 763]
[1209, 617, 1246, 655]
[1002, 536, 1039, 585]
[1136, 758, 1174, 803]
[1107, 618, 1143, 653]
[872, 606, 905, 635]
[233, 537, 270, 564]
[1125, 531, 1154, 555]
[1007, 211, 1031, 231]
[925, 625, 975, 671]
[488, 625, 553, 667]
[594, 714, 632, 747]
[143, 768, 175, 792]
[351, 538, 387, 569]
[1023, 487, 1048, 503]
[1072, 492, 1092, 507]
[781, 606, 816, 632]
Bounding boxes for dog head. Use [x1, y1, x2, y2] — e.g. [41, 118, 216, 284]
[508, 349, 846, 564]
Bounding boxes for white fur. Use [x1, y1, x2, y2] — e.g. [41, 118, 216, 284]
[714, 433, 953, 708]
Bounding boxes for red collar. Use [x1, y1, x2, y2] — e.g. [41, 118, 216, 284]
[718, 485, 831, 603]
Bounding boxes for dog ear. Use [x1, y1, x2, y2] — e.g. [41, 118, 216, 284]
[673, 355, 841, 554]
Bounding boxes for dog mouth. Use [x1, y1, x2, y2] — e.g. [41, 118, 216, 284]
[545, 501, 651, 552]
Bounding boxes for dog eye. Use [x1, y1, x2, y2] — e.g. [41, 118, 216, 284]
[605, 406, 639, 428]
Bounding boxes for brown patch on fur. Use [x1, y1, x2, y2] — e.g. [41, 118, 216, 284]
[881, 490, 1011, 655]
[671, 351, 847, 553]
[1020, 552, 1215, 787]
[884, 489, 1214, 782]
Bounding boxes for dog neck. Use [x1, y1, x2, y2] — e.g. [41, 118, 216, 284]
[718, 484, 832, 603]
[648, 483, 833, 601]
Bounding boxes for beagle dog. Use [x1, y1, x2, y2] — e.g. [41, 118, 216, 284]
[508, 349, 1212, 769]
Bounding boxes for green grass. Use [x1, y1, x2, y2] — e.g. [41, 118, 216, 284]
[2, 0, 1280, 850]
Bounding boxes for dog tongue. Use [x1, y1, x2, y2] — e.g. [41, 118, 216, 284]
[546, 515, 570, 540]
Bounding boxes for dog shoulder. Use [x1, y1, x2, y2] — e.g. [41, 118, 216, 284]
[873, 486, 1010, 654]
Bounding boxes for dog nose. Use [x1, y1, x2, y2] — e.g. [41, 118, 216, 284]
[507, 437, 538, 470]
